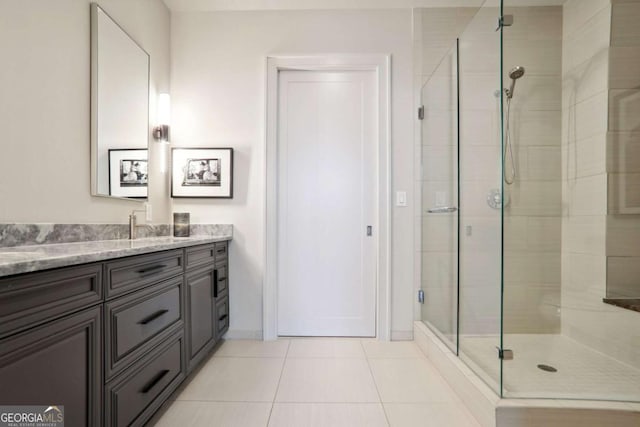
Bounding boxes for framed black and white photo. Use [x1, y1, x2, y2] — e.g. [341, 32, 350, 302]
[171, 148, 233, 198]
[108, 149, 148, 198]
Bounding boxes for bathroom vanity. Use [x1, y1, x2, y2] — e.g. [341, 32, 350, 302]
[0, 236, 230, 426]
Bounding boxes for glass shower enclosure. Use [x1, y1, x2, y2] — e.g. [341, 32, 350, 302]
[419, 0, 640, 402]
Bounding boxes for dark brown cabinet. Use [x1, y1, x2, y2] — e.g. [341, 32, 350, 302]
[185, 241, 230, 373]
[0, 240, 229, 427]
[105, 331, 185, 427]
[0, 306, 103, 427]
[186, 265, 216, 371]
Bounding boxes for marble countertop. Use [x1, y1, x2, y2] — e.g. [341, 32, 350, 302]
[0, 235, 232, 278]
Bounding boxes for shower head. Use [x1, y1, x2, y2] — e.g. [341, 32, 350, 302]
[509, 66, 525, 80]
[506, 66, 525, 99]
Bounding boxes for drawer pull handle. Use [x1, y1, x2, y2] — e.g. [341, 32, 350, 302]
[138, 309, 169, 325]
[136, 264, 167, 276]
[140, 369, 170, 394]
[218, 277, 227, 282]
[217, 248, 226, 254]
[218, 314, 228, 321]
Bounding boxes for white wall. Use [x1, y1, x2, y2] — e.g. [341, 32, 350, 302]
[170, 9, 414, 339]
[0, 0, 171, 224]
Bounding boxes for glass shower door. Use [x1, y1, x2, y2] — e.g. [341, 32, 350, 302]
[457, 2, 504, 395]
[420, 43, 459, 353]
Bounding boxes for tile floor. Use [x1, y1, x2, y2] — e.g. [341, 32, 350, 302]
[152, 339, 480, 427]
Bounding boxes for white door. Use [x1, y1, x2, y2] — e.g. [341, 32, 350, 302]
[277, 70, 377, 337]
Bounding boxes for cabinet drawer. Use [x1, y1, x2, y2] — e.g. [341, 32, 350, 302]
[185, 244, 215, 270]
[0, 263, 102, 338]
[215, 241, 228, 261]
[105, 332, 184, 427]
[215, 263, 228, 298]
[105, 250, 183, 299]
[216, 296, 229, 338]
[105, 277, 182, 378]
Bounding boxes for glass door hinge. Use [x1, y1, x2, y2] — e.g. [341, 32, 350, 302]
[496, 347, 514, 360]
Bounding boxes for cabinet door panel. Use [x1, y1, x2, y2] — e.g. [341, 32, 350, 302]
[0, 306, 102, 427]
[186, 267, 215, 370]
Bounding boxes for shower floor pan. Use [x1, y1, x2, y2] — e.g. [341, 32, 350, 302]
[460, 334, 640, 401]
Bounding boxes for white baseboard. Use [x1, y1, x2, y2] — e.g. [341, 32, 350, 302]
[223, 329, 263, 340]
[391, 330, 414, 341]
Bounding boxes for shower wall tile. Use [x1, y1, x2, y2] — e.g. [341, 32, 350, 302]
[524, 146, 562, 181]
[562, 215, 607, 256]
[561, 48, 609, 107]
[460, 6, 498, 35]
[504, 252, 561, 285]
[609, 46, 640, 89]
[412, 9, 421, 42]
[459, 73, 500, 111]
[526, 217, 562, 252]
[508, 76, 562, 112]
[563, 0, 640, 363]
[564, 174, 608, 216]
[421, 146, 455, 181]
[563, 0, 610, 39]
[421, 110, 456, 147]
[506, 181, 562, 217]
[504, 40, 562, 76]
[610, 2, 640, 46]
[516, 110, 562, 147]
[562, 253, 607, 292]
[608, 88, 640, 132]
[562, 92, 609, 144]
[608, 172, 640, 214]
[607, 132, 640, 173]
[461, 146, 501, 181]
[460, 216, 501, 254]
[421, 216, 456, 253]
[459, 33, 499, 74]
[562, 134, 607, 180]
[503, 284, 561, 334]
[503, 216, 528, 252]
[525, 7, 564, 41]
[563, 6, 611, 72]
[419, 8, 476, 78]
[607, 256, 640, 298]
[607, 215, 640, 257]
[423, 75, 457, 111]
[459, 109, 498, 147]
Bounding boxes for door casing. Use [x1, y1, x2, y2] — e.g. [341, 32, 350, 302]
[264, 55, 391, 341]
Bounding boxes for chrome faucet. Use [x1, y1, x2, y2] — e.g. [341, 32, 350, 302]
[129, 210, 147, 240]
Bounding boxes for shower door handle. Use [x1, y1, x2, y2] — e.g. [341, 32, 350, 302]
[427, 206, 458, 213]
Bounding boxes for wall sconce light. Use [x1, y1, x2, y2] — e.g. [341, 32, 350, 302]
[153, 93, 170, 142]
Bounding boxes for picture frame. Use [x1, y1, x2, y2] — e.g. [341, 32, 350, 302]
[108, 149, 148, 198]
[171, 147, 234, 198]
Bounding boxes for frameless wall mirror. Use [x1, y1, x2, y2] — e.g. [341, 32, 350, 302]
[90, 3, 150, 200]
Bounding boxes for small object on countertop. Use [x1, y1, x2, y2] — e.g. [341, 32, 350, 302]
[173, 213, 190, 237]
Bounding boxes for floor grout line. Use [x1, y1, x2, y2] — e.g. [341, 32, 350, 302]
[362, 340, 391, 427]
[265, 339, 292, 426]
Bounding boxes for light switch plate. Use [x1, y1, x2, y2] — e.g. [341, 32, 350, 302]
[396, 191, 407, 207]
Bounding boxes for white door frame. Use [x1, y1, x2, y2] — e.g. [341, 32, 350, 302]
[264, 54, 391, 341]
